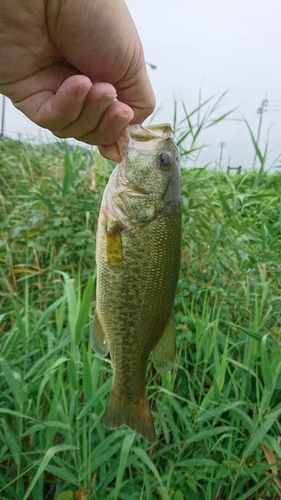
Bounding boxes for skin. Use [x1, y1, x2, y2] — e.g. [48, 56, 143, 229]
[0, 0, 155, 161]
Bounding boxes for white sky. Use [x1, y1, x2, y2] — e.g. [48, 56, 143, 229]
[1, 0, 281, 169]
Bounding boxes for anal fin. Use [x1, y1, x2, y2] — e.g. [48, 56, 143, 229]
[92, 311, 109, 357]
[152, 312, 176, 372]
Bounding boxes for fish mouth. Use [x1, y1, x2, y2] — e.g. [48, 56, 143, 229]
[130, 124, 173, 142]
[117, 124, 174, 160]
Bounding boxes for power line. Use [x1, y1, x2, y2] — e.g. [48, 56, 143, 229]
[149, 33, 281, 52]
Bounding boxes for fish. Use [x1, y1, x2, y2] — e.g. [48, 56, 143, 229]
[92, 123, 181, 442]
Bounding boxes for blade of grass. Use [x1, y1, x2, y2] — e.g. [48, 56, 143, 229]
[113, 434, 135, 500]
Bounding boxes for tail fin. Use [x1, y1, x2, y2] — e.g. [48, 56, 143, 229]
[103, 389, 156, 443]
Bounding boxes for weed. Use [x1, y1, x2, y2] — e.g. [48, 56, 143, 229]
[1, 101, 281, 499]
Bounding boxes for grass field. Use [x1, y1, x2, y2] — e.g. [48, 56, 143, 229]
[0, 119, 281, 499]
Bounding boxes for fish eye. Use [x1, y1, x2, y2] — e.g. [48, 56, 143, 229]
[156, 152, 172, 170]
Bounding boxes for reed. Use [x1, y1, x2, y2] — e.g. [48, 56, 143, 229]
[1, 97, 281, 499]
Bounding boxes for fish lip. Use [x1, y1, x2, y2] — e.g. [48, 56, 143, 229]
[120, 181, 164, 198]
[120, 180, 150, 195]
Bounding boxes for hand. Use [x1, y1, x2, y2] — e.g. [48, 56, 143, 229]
[0, 0, 155, 161]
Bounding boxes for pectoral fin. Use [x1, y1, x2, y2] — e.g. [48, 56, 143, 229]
[92, 311, 109, 356]
[106, 213, 123, 271]
[152, 313, 176, 372]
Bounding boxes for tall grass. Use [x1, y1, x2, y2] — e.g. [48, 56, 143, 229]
[1, 100, 281, 499]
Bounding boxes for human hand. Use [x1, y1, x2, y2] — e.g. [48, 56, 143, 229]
[0, 0, 155, 161]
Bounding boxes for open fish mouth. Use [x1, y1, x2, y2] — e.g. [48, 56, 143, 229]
[117, 124, 174, 159]
[130, 123, 173, 141]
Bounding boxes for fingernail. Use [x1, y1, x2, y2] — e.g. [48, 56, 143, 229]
[104, 93, 117, 99]
[98, 93, 117, 112]
[76, 83, 92, 103]
[113, 113, 134, 132]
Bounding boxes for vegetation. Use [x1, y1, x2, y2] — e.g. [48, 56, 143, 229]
[1, 104, 281, 499]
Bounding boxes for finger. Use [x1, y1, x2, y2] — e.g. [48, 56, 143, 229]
[98, 127, 130, 162]
[98, 143, 122, 163]
[54, 97, 134, 145]
[52, 84, 133, 138]
[11, 64, 81, 116]
[36, 77, 118, 131]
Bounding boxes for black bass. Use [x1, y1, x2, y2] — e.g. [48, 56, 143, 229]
[93, 124, 181, 442]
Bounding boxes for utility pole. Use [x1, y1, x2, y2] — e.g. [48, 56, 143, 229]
[252, 94, 268, 168]
[0, 94, 5, 139]
[218, 142, 226, 169]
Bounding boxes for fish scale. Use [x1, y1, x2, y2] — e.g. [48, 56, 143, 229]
[92, 124, 181, 442]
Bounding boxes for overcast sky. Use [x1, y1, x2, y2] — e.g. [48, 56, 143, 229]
[1, 0, 281, 169]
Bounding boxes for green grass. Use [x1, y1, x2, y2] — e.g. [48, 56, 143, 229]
[1, 109, 281, 499]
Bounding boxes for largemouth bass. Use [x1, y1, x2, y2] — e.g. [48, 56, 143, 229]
[93, 124, 181, 442]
